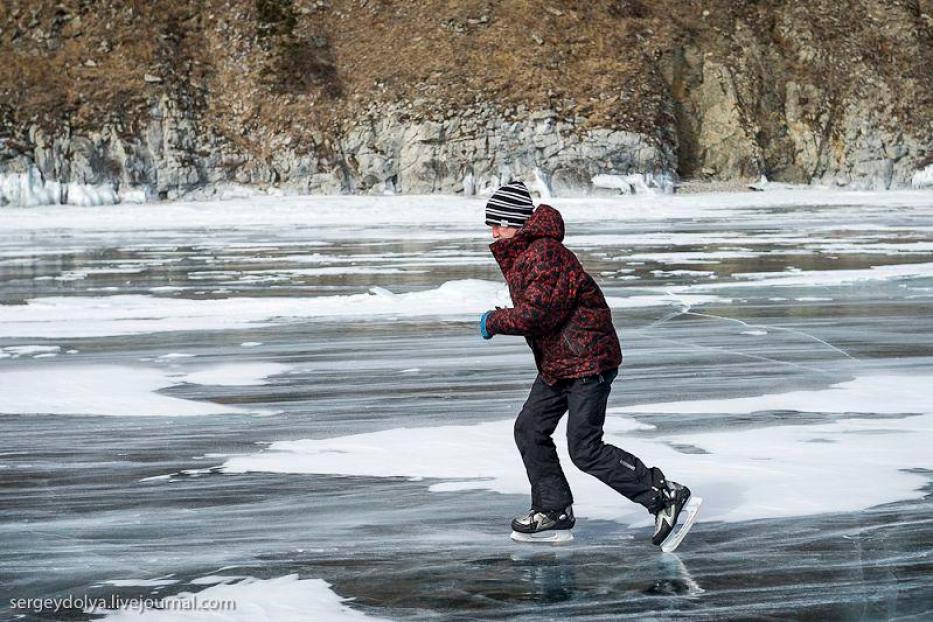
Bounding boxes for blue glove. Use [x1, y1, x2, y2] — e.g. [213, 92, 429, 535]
[480, 310, 494, 340]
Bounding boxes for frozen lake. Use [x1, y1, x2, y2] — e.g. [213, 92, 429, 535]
[1, 190, 932, 621]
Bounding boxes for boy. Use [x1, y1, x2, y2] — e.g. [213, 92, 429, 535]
[479, 181, 697, 549]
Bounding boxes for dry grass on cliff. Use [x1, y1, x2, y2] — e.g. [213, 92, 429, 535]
[1, 0, 931, 159]
[0, 0, 681, 143]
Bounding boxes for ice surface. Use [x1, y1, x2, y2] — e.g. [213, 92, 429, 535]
[3, 190, 932, 621]
[92, 575, 388, 621]
[222, 372, 932, 524]
[102, 579, 180, 587]
[0, 282, 730, 339]
[188, 576, 247, 586]
[3, 190, 933, 238]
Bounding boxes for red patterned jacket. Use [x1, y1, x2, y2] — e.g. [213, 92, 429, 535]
[485, 204, 623, 384]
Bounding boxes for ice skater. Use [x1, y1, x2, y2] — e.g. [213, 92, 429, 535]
[479, 181, 700, 550]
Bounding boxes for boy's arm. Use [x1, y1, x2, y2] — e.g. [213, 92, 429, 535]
[485, 253, 576, 337]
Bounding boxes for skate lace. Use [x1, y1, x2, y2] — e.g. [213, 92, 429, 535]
[518, 509, 538, 524]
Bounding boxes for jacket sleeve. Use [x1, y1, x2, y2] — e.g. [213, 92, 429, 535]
[486, 245, 577, 337]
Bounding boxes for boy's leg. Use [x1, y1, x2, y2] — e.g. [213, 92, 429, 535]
[514, 375, 573, 511]
[565, 369, 661, 511]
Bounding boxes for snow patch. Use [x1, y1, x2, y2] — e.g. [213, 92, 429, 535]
[0, 365, 261, 416]
[625, 373, 929, 415]
[181, 363, 291, 386]
[666, 261, 933, 291]
[1, 345, 61, 358]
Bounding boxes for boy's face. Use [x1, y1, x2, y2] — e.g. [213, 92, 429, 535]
[491, 225, 519, 239]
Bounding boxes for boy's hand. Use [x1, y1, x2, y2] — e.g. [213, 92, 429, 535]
[480, 310, 494, 340]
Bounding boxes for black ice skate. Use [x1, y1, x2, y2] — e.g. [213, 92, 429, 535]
[650, 468, 702, 553]
[510, 505, 575, 544]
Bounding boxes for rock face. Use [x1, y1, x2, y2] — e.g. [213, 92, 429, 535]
[338, 108, 673, 196]
[1, 1, 930, 205]
[1, 100, 675, 204]
[659, 3, 932, 190]
[664, 47, 929, 190]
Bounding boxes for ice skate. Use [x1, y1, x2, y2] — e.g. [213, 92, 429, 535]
[510, 505, 575, 544]
[650, 468, 702, 553]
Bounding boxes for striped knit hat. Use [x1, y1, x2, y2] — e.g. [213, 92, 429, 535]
[485, 181, 535, 228]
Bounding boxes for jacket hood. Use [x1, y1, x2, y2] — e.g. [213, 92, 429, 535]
[519, 204, 564, 242]
[490, 204, 565, 273]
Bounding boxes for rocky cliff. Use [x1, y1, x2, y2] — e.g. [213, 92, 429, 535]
[1, 0, 931, 205]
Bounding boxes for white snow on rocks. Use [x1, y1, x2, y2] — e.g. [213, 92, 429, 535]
[0, 167, 146, 207]
[912, 164, 933, 190]
[591, 173, 675, 195]
[91, 574, 388, 621]
[221, 373, 933, 525]
[747, 175, 810, 192]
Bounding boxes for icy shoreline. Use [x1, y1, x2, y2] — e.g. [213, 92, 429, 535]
[2, 169, 931, 209]
[2, 189, 933, 237]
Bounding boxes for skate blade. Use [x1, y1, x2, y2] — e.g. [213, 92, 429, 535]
[510, 530, 573, 545]
[660, 496, 702, 553]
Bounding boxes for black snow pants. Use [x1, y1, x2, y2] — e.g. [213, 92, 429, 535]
[513, 368, 660, 513]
